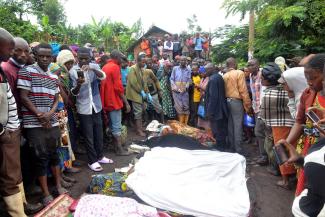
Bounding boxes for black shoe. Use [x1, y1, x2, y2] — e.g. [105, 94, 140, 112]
[24, 202, 44, 215]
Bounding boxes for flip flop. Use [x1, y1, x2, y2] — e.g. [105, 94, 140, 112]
[98, 157, 114, 164]
[88, 162, 103, 172]
[57, 187, 69, 195]
[42, 195, 54, 206]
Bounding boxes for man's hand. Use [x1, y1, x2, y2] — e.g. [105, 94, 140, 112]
[125, 102, 131, 113]
[0, 130, 11, 144]
[246, 107, 254, 116]
[81, 65, 90, 72]
[37, 112, 52, 128]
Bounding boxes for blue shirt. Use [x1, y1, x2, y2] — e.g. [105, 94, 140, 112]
[121, 67, 129, 87]
[70, 63, 106, 115]
[194, 37, 206, 51]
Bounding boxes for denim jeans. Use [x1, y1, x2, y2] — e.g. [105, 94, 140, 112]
[78, 111, 103, 164]
[227, 98, 244, 153]
[108, 110, 122, 137]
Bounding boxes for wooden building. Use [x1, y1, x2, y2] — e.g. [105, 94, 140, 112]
[127, 25, 172, 60]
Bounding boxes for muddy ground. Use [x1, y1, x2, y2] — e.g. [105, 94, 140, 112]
[1, 129, 295, 217]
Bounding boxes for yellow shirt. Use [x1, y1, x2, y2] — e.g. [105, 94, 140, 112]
[192, 75, 201, 103]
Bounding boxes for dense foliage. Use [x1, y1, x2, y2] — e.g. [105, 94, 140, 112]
[213, 0, 325, 64]
[0, 0, 143, 53]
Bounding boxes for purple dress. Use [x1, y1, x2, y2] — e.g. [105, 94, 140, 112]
[170, 66, 192, 115]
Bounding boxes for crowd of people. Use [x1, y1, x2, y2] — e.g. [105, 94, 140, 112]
[0, 25, 325, 217]
[139, 32, 210, 60]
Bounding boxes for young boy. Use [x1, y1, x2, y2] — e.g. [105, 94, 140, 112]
[189, 64, 201, 126]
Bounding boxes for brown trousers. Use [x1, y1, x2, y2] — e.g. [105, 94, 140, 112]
[0, 129, 22, 196]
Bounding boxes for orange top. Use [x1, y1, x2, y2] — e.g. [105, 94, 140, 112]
[223, 69, 252, 112]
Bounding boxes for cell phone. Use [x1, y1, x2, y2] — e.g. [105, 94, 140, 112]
[77, 70, 84, 79]
[273, 143, 289, 165]
[306, 110, 320, 123]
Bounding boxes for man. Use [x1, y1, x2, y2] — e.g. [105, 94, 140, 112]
[223, 57, 253, 155]
[163, 35, 173, 61]
[0, 28, 27, 217]
[126, 54, 148, 136]
[145, 57, 164, 123]
[205, 63, 228, 150]
[100, 50, 131, 156]
[17, 43, 65, 206]
[189, 64, 200, 126]
[159, 53, 170, 66]
[247, 58, 268, 165]
[170, 56, 192, 125]
[193, 32, 206, 58]
[1, 37, 43, 214]
[70, 47, 112, 172]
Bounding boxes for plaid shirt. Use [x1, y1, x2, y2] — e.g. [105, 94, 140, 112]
[250, 70, 262, 114]
[260, 85, 295, 127]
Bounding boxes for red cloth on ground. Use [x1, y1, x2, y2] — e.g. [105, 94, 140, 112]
[100, 59, 124, 112]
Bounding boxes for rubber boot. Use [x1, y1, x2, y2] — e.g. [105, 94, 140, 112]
[135, 119, 145, 136]
[18, 183, 43, 215]
[160, 113, 165, 124]
[3, 192, 27, 217]
[184, 114, 189, 125]
[114, 135, 130, 156]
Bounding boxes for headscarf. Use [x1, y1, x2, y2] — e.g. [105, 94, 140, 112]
[275, 56, 289, 72]
[50, 42, 61, 57]
[280, 67, 308, 103]
[57, 50, 75, 72]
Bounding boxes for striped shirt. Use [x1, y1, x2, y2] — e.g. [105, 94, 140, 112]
[0, 66, 20, 130]
[6, 83, 20, 130]
[17, 64, 59, 128]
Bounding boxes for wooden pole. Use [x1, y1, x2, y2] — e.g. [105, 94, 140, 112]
[248, 9, 255, 60]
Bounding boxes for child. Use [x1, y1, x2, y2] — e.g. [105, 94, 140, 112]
[189, 64, 201, 126]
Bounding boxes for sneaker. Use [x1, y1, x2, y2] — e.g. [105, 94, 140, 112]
[98, 157, 114, 164]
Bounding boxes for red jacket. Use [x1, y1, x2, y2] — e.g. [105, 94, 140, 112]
[100, 59, 124, 111]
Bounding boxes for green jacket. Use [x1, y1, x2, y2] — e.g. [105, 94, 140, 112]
[126, 65, 148, 104]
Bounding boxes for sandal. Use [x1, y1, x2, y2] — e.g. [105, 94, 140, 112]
[88, 162, 103, 172]
[42, 195, 54, 206]
[57, 187, 69, 195]
[98, 157, 114, 164]
[276, 180, 291, 190]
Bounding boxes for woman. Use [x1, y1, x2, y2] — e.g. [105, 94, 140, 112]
[260, 62, 295, 189]
[278, 53, 325, 195]
[278, 139, 325, 216]
[197, 67, 211, 131]
[159, 63, 176, 120]
[278, 67, 308, 119]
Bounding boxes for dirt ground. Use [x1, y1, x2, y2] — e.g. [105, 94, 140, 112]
[1, 129, 295, 217]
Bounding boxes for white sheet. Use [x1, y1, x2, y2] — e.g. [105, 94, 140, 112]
[126, 147, 250, 217]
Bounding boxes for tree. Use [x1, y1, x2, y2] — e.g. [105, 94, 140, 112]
[222, 0, 267, 59]
[186, 14, 202, 34]
[41, 0, 66, 26]
[211, 25, 249, 65]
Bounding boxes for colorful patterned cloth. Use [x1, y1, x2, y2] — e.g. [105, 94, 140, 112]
[88, 172, 133, 197]
[160, 75, 176, 119]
